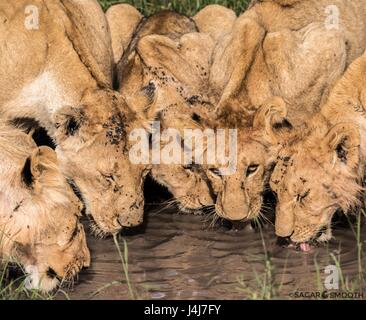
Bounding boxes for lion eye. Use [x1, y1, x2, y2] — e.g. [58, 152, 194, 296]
[101, 173, 115, 185]
[296, 189, 310, 203]
[209, 168, 222, 177]
[246, 164, 259, 177]
[183, 164, 196, 172]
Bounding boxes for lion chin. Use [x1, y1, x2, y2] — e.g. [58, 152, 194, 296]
[24, 266, 60, 293]
[278, 224, 334, 252]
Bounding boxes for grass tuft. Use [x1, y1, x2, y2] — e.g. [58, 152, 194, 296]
[0, 260, 62, 300]
[97, 0, 251, 15]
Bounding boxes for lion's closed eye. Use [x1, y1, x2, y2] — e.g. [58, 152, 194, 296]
[99, 172, 116, 187]
[246, 164, 259, 177]
[69, 225, 80, 243]
[209, 168, 222, 178]
[296, 189, 310, 203]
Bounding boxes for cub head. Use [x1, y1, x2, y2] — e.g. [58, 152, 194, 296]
[52, 89, 150, 235]
[207, 97, 293, 221]
[0, 131, 90, 292]
[147, 103, 216, 213]
[271, 123, 362, 244]
[151, 163, 214, 213]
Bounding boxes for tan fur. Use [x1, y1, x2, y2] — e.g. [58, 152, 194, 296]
[271, 51, 366, 243]
[0, 0, 155, 234]
[0, 123, 90, 292]
[100, 1, 366, 223]
[135, 31, 289, 221]
[211, 0, 366, 126]
[52, 89, 151, 234]
[193, 5, 237, 42]
[116, 10, 197, 109]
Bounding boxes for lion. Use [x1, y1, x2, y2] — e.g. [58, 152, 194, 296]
[270, 51, 366, 250]
[107, 6, 218, 212]
[0, 122, 90, 292]
[0, 0, 157, 235]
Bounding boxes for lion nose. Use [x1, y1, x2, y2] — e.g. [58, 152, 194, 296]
[117, 211, 143, 228]
[225, 208, 249, 221]
[217, 201, 250, 221]
[276, 228, 294, 238]
[275, 205, 295, 237]
[219, 188, 249, 221]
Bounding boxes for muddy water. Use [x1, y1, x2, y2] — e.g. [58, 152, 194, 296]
[64, 205, 366, 300]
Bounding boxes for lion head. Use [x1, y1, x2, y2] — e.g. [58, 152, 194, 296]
[204, 97, 293, 221]
[0, 0, 154, 236]
[151, 164, 214, 213]
[207, 131, 272, 221]
[52, 88, 151, 236]
[0, 125, 90, 292]
[270, 122, 362, 246]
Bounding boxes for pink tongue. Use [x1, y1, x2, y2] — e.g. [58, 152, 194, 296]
[300, 243, 311, 252]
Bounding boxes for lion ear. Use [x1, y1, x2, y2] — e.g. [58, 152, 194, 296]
[124, 81, 158, 122]
[253, 97, 293, 144]
[137, 33, 214, 93]
[324, 123, 360, 169]
[22, 147, 58, 187]
[53, 106, 86, 139]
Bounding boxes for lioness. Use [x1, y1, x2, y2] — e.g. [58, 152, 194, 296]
[0, 122, 90, 292]
[0, 0, 155, 234]
[271, 50, 366, 251]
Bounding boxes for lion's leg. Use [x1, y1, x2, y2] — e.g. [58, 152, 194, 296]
[262, 22, 347, 123]
[263, 23, 346, 100]
[209, 16, 266, 110]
